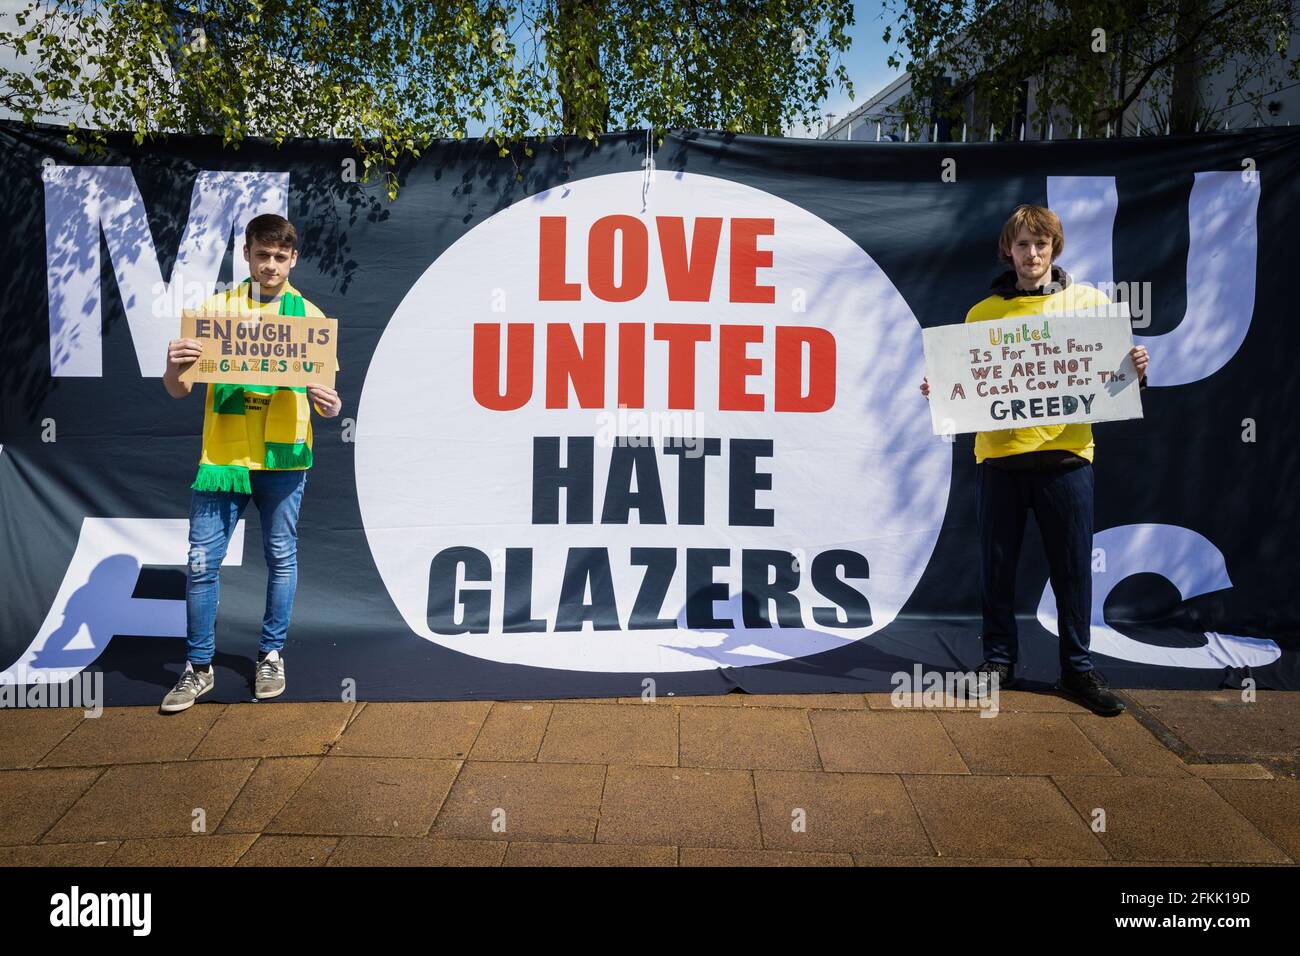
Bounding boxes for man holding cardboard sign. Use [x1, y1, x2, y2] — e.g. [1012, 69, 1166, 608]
[159, 214, 342, 713]
[921, 204, 1149, 716]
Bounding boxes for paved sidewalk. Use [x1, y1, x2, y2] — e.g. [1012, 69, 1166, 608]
[1, 690, 1297, 866]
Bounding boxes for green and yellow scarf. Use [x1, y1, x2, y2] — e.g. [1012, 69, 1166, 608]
[191, 281, 314, 494]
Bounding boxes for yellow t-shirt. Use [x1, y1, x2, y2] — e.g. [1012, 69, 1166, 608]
[964, 280, 1111, 464]
[193, 280, 337, 474]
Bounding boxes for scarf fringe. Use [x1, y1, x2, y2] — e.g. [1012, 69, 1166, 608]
[263, 442, 313, 469]
[192, 464, 253, 495]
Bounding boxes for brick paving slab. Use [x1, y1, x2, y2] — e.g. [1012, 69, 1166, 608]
[1207, 778, 1300, 861]
[973, 690, 1092, 713]
[754, 770, 933, 856]
[504, 842, 678, 866]
[904, 775, 1109, 860]
[330, 836, 506, 866]
[1209, 862, 1300, 867]
[0, 767, 102, 845]
[1029, 859, 1210, 866]
[469, 702, 553, 761]
[1051, 776, 1290, 863]
[939, 712, 1119, 776]
[620, 694, 744, 706]
[1258, 757, 1300, 780]
[538, 703, 677, 766]
[1127, 691, 1300, 758]
[810, 711, 969, 774]
[237, 835, 338, 866]
[108, 834, 257, 866]
[191, 702, 356, 759]
[680, 707, 820, 770]
[41, 705, 224, 766]
[739, 694, 868, 710]
[683, 847, 852, 866]
[549, 698, 621, 705]
[855, 855, 1031, 866]
[866, 693, 972, 712]
[1185, 763, 1272, 779]
[2, 692, 1295, 866]
[41, 759, 255, 844]
[266, 756, 461, 837]
[1069, 713, 1191, 777]
[0, 709, 86, 768]
[218, 757, 321, 833]
[597, 766, 761, 849]
[0, 841, 119, 866]
[870, 690, 1092, 713]
[432, 761, 604, 844]
[332, 701, 492, 759]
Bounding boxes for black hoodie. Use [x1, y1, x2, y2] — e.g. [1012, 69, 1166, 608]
[989, 264, 1072, 299]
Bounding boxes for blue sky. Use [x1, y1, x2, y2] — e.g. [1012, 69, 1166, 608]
[808, 1, 905, 135]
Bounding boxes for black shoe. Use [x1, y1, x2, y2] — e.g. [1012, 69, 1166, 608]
[975, 660, 1015, 695]
[1057, 668, 1126, 716]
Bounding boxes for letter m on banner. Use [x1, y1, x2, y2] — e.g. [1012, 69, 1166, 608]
[42, 167, 289, 377]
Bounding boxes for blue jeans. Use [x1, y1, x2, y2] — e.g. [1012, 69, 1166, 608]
[976, 460, 1094, 674]
[186, 469, 307, 665]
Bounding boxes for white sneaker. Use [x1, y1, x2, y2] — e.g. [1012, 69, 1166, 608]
[255, 650, 286, 700]
[161, 662, 215, 713]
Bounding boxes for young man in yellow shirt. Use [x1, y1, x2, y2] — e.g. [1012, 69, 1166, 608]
[922, 204, 1149, 715]
[159, 214, 342, 712]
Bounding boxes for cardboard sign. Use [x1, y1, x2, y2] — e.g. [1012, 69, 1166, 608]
[923, 306, 1143, 436]
[178, 310, 337, 388]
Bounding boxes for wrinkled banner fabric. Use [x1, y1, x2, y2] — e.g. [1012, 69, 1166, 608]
[1, 120, 1297, 703]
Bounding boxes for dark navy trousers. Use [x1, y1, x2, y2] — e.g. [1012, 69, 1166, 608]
[976, 460, 1094, 674]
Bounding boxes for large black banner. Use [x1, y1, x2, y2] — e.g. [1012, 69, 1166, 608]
[2, 120, 1297, 704]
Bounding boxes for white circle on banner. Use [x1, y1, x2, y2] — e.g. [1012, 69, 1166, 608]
[356, 171, 949, 672]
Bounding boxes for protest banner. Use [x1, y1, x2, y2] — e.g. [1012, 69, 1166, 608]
[3, 120, 1294, 700]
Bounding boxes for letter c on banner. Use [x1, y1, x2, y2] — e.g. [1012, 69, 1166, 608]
[1036, 523, 1280, 669]
[1047, 172, 1260, 387]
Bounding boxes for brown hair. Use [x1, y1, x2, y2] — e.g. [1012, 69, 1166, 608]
[245, 213, 297, 250]
[998, 204, 1064, 265]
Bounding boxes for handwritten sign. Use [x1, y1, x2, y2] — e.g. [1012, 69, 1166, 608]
[178, 311, 337, 388]
[923, 306, 1142, 436]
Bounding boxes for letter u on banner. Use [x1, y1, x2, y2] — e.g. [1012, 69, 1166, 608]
[1048, 171, 1259, 387]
